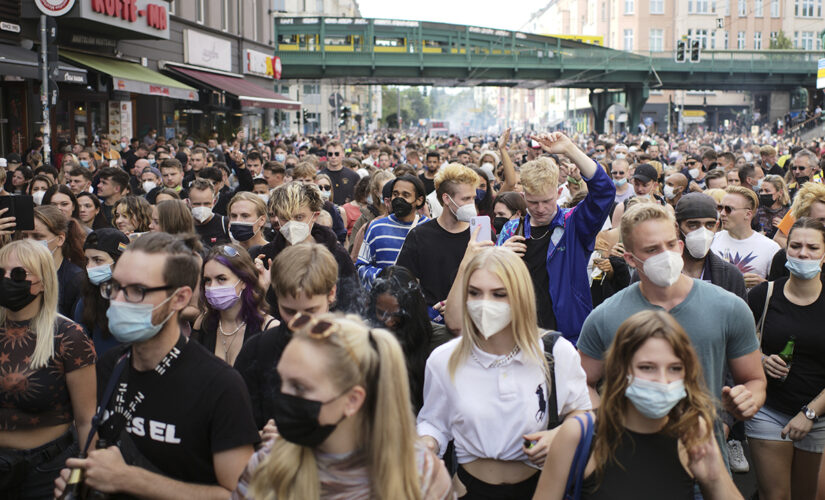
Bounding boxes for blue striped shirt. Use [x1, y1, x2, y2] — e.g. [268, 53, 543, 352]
[357, 214, 429, 288]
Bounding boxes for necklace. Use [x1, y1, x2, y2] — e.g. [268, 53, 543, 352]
[218, 319, 245, 336]
[529, 226, 551, 240]
[471, 344, 521, 368]
[219, 319, 245, 361]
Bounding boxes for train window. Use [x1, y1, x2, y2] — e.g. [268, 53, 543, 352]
[324, 36, 349, 46]
[375, 37, 405, 47]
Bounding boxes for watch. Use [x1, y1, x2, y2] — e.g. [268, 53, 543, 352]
[802, 406, 819, 422]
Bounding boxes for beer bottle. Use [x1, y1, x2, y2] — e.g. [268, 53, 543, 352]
[57, 453, 86, 500]
[84, 440, 112, 500]
[778, 336, 796, 381]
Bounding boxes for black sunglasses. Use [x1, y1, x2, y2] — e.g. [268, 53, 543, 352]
[0, 266, 28, 282]
[717, 205, 747, 215]
[317, 185, 332, 192]
[326, 151, 341, 157]
[791, 166, 807, 171]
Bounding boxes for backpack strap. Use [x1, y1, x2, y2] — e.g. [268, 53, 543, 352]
[756, 281, 774, 344]
[563, 412, 595, 500]
[541, 330, 562, 429]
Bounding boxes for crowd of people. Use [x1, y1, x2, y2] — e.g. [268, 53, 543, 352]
[0, 124, 824, 499]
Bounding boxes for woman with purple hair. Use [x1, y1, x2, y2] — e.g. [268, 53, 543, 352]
[192, 243, 277, 365]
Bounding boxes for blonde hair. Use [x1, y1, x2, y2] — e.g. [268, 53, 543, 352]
[703, 188, 727, 204]
[790, 182, 825, 219]
[434, 163, 480, 206]
[291, 162, 316, 181]
[762, 175, 790, 206]
[519, 157, 560, 195]
[248, 314, 422, 500]
[227, 191, 268, 219]
[620, 203, 676, 252]
[0, 240, 60, 369]
[368, 170, 395, 207]
[448, 247, 546, 380]
[269, 181, 324, 221]
[271, 243, 338, 299]
[725, 185, 759, 211]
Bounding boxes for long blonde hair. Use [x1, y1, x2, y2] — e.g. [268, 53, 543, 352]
[448, 247, 546, 380]
[0, 239, 60, 369]
[248, 313, 422, 500]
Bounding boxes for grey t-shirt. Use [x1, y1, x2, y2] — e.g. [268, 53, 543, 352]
[578, 279, 758, 402]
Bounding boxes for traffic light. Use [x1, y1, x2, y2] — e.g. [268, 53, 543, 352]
[689, 40, 701, 63]
[338, 106, 351, 127]
[675, 40, 687, 63]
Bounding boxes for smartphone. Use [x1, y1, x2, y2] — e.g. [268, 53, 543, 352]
[109, 159, 118, 168]
[470, 215, 491, 242]
[0, 195, 34, 231]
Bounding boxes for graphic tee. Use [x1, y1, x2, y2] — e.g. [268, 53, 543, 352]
[710, 230, 780, 279]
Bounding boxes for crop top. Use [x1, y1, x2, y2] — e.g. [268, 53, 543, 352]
[0, 316, 96, 431]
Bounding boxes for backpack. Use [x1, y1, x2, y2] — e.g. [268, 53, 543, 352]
[542, 330, 562, 429]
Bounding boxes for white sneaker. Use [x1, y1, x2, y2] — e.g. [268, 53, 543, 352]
[727, 439, 749, 473]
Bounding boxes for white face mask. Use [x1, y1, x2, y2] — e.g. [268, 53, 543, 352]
[467, 300, 512, 339]
[663, 185, 677, 200]
[683, 227, 715, 259]
[256, 193, 270, 204]
[447, 195, 477, 222]
[634, 250, 684, 288]
[280, 220, 311, 245]
[191, 206, 213, 223]
[142, 181, 157, 193]
[688, 167, 701, 179]
[32, 190, 45, 205]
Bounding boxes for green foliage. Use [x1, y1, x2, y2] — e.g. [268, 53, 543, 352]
[769, 30, 793, 50]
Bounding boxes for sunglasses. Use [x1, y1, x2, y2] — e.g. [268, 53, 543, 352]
[215, 245, 239, 258]
[612, 171, 626, 176]
[317, 185, 332, 192]
[595, 149, 605, 153]
[791, 166, 807, 172]
[326, 151, 341, 157]
[0, 266, 29, 282]
[288, 313, 359, 363]
[717, 205, 747, 215]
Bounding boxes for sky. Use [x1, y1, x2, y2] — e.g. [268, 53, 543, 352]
[356, 0, 552, 33]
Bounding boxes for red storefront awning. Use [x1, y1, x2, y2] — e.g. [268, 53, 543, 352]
[164, 64, 300, 110]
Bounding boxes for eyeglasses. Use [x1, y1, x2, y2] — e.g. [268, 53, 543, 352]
[595, 149, 605, 153]
[612, 171, 626, 176]
[0, 266, 29, 282]
[215, 245, 239, 258]
[317, 185, 332, 192]
[288, 313, 359, 364]
[791, 166, 808, 172]
[717, 205, 748, 215]
[326, 151, 341, 157]
[101, 280, 175, 303]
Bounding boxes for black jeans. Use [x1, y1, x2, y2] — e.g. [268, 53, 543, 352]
[2, 430, 78, 500]
[457, 465, 540, 500]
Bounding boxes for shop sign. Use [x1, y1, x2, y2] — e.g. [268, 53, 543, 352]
[245, 50, 282, 79]
[0, 22, 21, 33]
[108, 100, 133, 143]
[59, 0, 170, 39]
[35, 0, 76, 17]
[184, 30, 232, 72]
[114, 78, 198, 101]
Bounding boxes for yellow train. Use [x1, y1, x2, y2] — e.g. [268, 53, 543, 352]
[277, 34, 515, 55]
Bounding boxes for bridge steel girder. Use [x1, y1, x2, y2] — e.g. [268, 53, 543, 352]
[589, 90, 623, 134]
[625, 85, 649, 132]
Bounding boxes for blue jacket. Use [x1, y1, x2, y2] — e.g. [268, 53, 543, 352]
[497, 164, 615, 344]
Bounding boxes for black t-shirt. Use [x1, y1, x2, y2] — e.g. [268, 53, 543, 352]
[234, 324, 292, 429]
[522, 225, 557, 330]
[419, 173, 436, 195]
[321, 167, 360, 205]
[96, 336, 260, 486]
[748, 278, 825, 415]
[195, 215, 231, 249]
[395, 218, 469, 306]
[57, 259, 84, 318]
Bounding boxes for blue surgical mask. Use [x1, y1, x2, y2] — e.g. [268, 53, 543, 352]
[754, 178, 763, 191]
[613, 178, 627, 187]
[625, 376, 686, 419]
[785, 256, 822, 280]
[366, 195, 373, 205]
[274, 153, 286, 163]
[80, 160, 90, 168]
[475, 188, 486, 202]
[106, 293, 177, 343]
[87, 264, 112, 286]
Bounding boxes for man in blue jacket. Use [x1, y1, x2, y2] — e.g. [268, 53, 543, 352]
[497, 132, 615, 344]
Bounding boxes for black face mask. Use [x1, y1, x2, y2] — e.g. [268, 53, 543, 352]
[391, 197, 414, 218]
[758, 194, 775, 207]
[0, 278, 38, 312]
[797, 176, 810, 185]
[229, 222, 256, 242]
[493, 216, 510, 234]
[272, 391, 347, 447]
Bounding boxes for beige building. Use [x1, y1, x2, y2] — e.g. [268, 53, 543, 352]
[530, 0, 822, 132]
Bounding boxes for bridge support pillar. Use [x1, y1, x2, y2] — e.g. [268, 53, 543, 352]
[588, 90, 615, 134]
[625, 85, 649, 133]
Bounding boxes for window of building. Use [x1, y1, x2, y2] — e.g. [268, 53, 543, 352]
[738, 0, 747, 15]
[692, 0, 710, 12]
[650, 29, 664, 51]
[737, 30, 745, 48]
[623, 29, 634, 51]
[771, 0, 780, 15]
[723, 0, 730, 14]
[602, 1, 607, 19]
[755, 0, 763, 15]
[303, 84, 320, 95]
[196, 0, 204, 24]
[754, 31, 762, 49]
[800, 31, 816, 49]
[795, 0, 822, 16]
[169, 0, 176, 14]
[770, 31, 778, 43]
[316, 0, 324, 12]
[252, 0, 259, 40]
[724, 31, 729, 48]
[650, 0, 664, 13]
[695, 29, 709, 48]
[625, 0, 634, 14]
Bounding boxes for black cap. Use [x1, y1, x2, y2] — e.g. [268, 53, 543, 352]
[687, 154, 702, 163]
[83, 228, 130, 260]
[382, 179, 394, 200]
[6, 153, 21, 164]
[675, 193, 718, 222]
[632, 164, 658, 184]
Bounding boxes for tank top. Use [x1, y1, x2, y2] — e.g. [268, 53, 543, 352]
[581, 430, 695, 500]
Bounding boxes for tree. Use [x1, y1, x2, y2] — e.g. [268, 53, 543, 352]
[769, 30, 793, 50]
